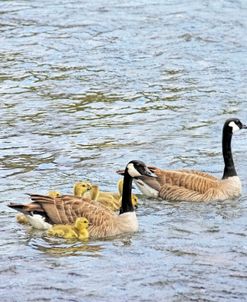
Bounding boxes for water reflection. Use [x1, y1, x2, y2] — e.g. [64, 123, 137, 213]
[33, 241, 103, 257]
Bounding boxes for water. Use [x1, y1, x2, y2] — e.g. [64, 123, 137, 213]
[0, 0, 247, 301]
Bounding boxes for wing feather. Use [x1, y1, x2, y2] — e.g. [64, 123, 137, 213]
[149, 167, 219, 194]
[27, 194, 118, 238]
[159, 184, 221, 202]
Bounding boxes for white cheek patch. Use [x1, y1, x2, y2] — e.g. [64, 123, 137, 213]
[127, 163, 142, 177]
[229, 121, 240, 133]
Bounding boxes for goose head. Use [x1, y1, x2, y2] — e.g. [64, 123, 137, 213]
[126, 160, 157, 178]
[225, 118, 247, 134]
[131, 195, 138, 208]
[222, 118, 247, 179]
[120, 160, 156, 214]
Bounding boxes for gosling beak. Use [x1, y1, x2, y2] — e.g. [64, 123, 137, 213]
[134, 204, 138, 209]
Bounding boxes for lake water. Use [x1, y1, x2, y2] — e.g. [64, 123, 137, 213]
[0, 0, 247, 301]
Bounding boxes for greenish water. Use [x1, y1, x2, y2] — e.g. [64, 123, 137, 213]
[0, 0, 247, 301]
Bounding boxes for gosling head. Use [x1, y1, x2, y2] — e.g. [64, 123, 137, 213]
[48, 191, 61, 198]
[225, 118, 247, 134]
[73, 181, 92, 197]
[131, 195, 138, 209]
[126, 160, 157, 178]
[74, 217, 89, 230]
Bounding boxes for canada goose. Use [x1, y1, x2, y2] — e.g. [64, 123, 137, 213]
[84, 179, 138, 211]
[8, 160, 155, 238]
[118, 118, 247, 202]
[15, 184, 90, 225]
[47, 217, 89, 240]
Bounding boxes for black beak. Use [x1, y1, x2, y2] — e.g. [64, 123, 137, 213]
[242, 124, 247, 129]
[144, 167, 157, 178]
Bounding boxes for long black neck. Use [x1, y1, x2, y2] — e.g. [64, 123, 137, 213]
[222, 126, 237, 179]
[119, 169, 134, 214]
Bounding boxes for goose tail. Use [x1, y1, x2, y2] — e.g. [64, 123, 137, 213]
[7, 202, 43, 215]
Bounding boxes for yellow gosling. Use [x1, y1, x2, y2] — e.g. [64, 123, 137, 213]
[16, 213, 29, 224]
[73, 181, 92, 197]
[74, 217, 89, 240]
[47, 224, 78, 239]
[48, 191, 61, 198]
[84, 179, 138, 211]
[47, 217, 89, 240]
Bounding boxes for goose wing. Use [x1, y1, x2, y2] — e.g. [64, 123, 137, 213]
[117, 165, 219, 196]
[9, 194, 118, 237]
[148, 166, 219, 194]
[29, 194, 116, 221]
[158, 183, 221, 202]
[177, 169, 218, 180]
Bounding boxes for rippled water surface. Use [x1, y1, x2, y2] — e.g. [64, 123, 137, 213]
[1, 0, 247, 301]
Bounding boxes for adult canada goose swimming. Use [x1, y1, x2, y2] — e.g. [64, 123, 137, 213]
[84, 179, 138, 211]
[118, 118, 247, 202]
[8, 160, 155, 238]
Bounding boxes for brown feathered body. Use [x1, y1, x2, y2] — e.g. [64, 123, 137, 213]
[134, 167, 241, 202]
[8, 194, 138, 239]
[129, 118, 246, 202]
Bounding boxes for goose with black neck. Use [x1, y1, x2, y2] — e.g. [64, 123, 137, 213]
[118, 118, 247, 202]
[8, 160, 156, 238]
